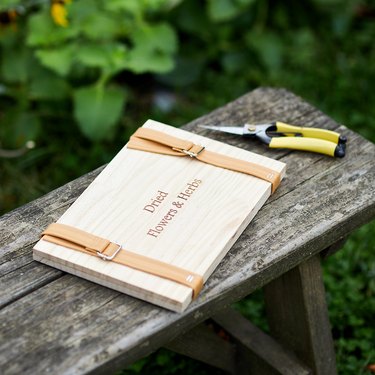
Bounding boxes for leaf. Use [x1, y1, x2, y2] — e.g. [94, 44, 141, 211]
[76, 43, 128, 76]
[125, 23, 177, 74]
[29, 71, 70, 100]
[79, 13, 121, 40]
[73, 85, 126, 140]
[104, 0, 142, 16]
[1, 44, 32, 84]
[207, 0, 255, 22]
[131, 23, 177, 54]
[27, 11, 78, 47]
[246, 32, 283, 72]
[172, 0, 209, 36]
[35, 46, 74, 76]
[0, 1, 22, 12]
[207, 0, 240, 22]
[108, 44, 128, 74]
[125, 47, 175, 74]
[75, 45, 109, 68]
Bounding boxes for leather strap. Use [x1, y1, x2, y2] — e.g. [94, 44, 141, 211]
[128, 127, 281, 193]
[42, 223, 204, 299]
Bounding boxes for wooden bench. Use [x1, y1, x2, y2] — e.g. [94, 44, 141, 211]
[1, 88, 374, 375]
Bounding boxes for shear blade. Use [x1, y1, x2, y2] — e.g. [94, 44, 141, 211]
[200, 125, 245, 136]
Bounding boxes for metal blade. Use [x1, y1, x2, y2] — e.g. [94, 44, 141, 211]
[199, 125, 245, 136]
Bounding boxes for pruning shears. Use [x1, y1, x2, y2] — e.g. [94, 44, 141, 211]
[200, 121, 347, 157]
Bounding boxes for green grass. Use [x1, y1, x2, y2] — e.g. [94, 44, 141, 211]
[324, 221, 375, 374]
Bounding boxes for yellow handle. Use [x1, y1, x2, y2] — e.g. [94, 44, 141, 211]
[276, 122, 340, 143]
[269, 137, 337, 156]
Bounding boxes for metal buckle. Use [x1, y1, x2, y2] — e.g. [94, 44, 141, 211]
[96, 242, 122, 261]
[173, 145, 205, 158]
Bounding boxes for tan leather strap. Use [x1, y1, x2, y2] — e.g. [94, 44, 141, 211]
[128, 127, 281, 193]
[42, 223, 203, 299]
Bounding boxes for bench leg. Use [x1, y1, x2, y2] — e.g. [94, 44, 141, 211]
[166, 308, 310, 374]
[264, 254, 337, 375]
[214, 308, 311, 375]
[165, 322, 237, 374]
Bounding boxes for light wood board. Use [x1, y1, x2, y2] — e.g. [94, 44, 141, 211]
[33, 120, 286, 312]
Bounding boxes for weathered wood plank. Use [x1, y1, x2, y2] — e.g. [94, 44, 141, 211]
[213, 308, 311, 375]
[165, 322, 236, 373]
[0, 260, 62, 308]
[0, 88, 374, 374]
[0, 168, 103, 308]
[264, 255, 337, 374]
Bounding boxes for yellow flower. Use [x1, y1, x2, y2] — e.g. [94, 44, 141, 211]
[51, 0, 71, 27]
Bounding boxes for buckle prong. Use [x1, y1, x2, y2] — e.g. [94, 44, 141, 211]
[173, 145, 205, 158]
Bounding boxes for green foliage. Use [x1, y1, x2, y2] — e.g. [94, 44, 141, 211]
[0, 0, 178, 142]
[0, 1, 22, 12]
[73, 84, 126, 140]
[125, 23, 177, 73]
[324, 221, 375, 373]
[207, 0, 256, 22]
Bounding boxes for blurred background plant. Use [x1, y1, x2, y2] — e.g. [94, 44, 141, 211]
[1, 0, 374, 373]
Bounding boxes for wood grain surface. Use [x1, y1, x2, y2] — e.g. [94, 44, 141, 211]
[1, 88, 374, 375]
